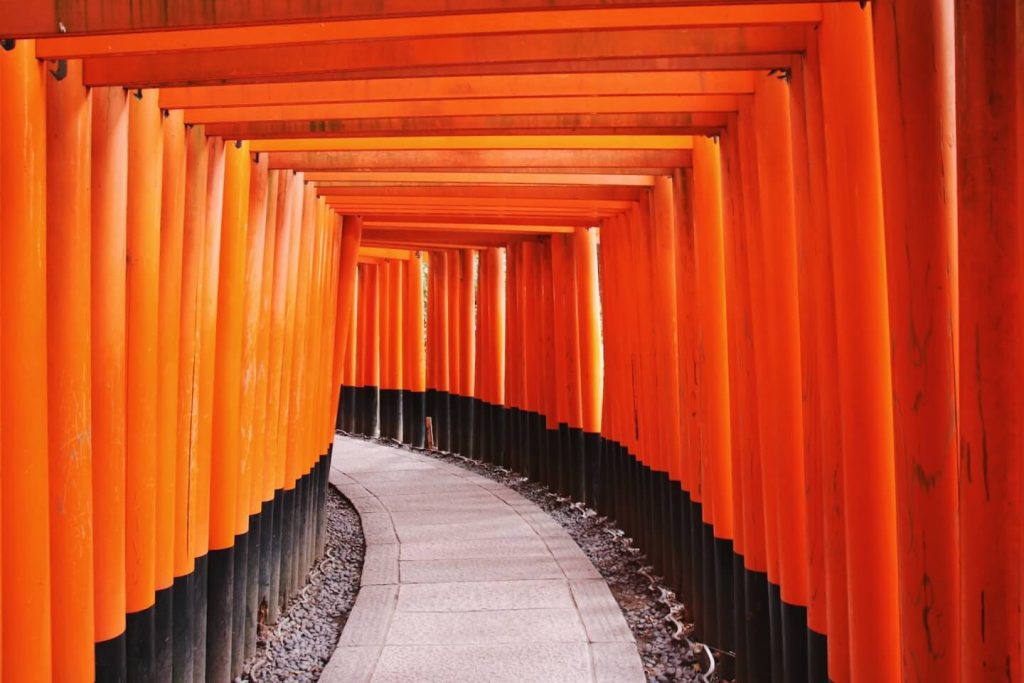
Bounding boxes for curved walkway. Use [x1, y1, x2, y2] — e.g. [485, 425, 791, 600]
[321, 436, 645, 683]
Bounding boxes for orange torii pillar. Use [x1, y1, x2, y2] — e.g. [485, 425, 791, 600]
[872, 2, 960, 680]
[333, 215, 363, 433]
[785, 45, 837, 682]
[718, 120, 765, 682]
[573, 227, 603, 510]
[235, 153, 270, 672]
[386, 258, 405, 441]
[550, 235, 582, 499]
[361, 263, 381, 439]
[266, 171, 301, 622]
[91, 84, 130, 681]
[457, 250, 477, 458]
[251, 168, 281, 647]
[378, 260, 396, 439]
[155, 106, 186, 681]
[424, 254, 438, 447]
[403, 252, 427, 448]
[447, 251, 464, 454]
[207, 139, 250, 681]
[427, 252, 451, 451]
[193, 136, 227, 676]
[439, 252, 456, 452]
[46, 56, 96, 683]
[955, 1, 1021, 680]
[669, 168, 706, 633]
[537, 240, 559, 488]
[753, 73, 811, 682]
[596, 221, 626, 527]
[520, 242, 544, 479]
[0, 38, 52, 683]
[471, 251, 487, 460]
[819, 5, 901, 681]
[736, 95, 780, 678]
[354, 263, 371, 436]
[692, 139, 739, 657]
[125, 86, 164, 681]
[477, 248, 505, 463]
[502, 244, 520, 471]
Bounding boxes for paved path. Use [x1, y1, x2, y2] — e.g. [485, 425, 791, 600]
[321, 436, 646, 683]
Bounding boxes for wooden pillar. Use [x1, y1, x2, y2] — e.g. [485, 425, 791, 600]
[798, 30, 850, 682]
[46, 57, 95, 683]
[91, 84, 130, 680]
[0, 38, 52, 683]
[125, 86, 164, 679]
[819, 5, 901, 679]
[954, 0, 1022, 679]
[871, 1, 960, 679]
[154, 105, 185, 681]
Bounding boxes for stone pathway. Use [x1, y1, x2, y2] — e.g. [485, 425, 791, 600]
[321, 436, 646, 683]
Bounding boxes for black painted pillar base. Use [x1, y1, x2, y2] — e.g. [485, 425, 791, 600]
[245, 512, 261, 662]
[583, 432, 601, 511]
[205, 546, 234, 682]
[768, 581, 785, 683]
[782, 601, 809, 683]
[808, 628, 829, 683]
[155, 584, 173, 682]
[268, 490, 284, 624]
[402, 390, 414, 445]
[126, 603, 156, 682]
[95, 632, 127, 683]
[744, 569, 773, 683]
[171, 572, 194, 683]
[192, 554, 208, 682]
[689, 500, 705, 636]
[230, 531, 248, 678]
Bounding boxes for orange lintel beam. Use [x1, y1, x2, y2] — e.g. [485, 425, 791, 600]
[361, 214, 596, 227]
[160, 71, 756, 109]
[319, 196, 634, 210]
[202, 113, 726, 139]
[266, 149, 691, 171]
[364, 221, 576, 234]
[363, 232, 526, 248]
[305, 171, 657, 186]
[6, 0, 827, 37]
[250, 135, 694, 152]
[358, 247, 413, 261]
[39, 6, 820, 57]
[185, 96, 740, 125]
[193, 54, 794, 86]
[327, 208, 620, 222]
[317, 186, 644, 200]
[82, 27, 806, 87]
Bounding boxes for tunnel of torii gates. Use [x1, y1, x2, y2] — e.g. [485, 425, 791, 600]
[0, 0, 1019, 682]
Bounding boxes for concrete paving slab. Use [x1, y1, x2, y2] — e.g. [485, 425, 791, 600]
[360, 512, 399, 545]
[400, 556, 565, 583]
[399, 536, 551, 561]
[591, 642, 646, 682]
[392, 517, 537, 543]
[396, 579, 575, 612]
[375, 491, 500, 512]
[370, 643, 593, 683]
[361, 544, 400, 586]
[337, 585, 399, 646]
[320, 645, 381, 683]
[386, 608, 587, 645]
[325, 435, 644, 683]
[570, 579, 636, 643]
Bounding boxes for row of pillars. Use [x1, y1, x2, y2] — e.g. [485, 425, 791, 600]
[0, 44, 357, 681]
[337, 2, 1024, 682]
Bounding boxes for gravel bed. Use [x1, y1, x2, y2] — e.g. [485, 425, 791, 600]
[240, 488, 364, 682]
[360, 434, 715, 683]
